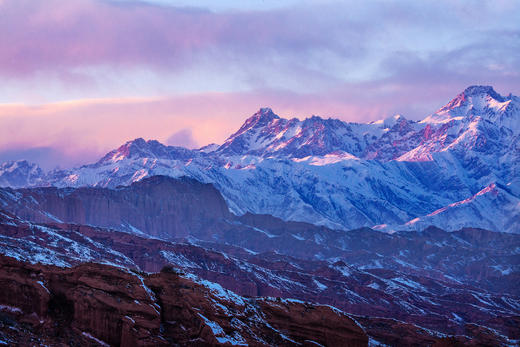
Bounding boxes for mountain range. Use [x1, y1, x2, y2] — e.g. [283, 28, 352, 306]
[2, 85, 519, 233]
[1, 85, 519, 345]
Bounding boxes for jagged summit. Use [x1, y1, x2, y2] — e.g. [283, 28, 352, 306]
[215, 85, 518, 161]
[236, 107, 279, 131]
[257, 107, 277, 117]
[246, 107, 279, 125]
[98, 138, 161, 163]
[0, 160, 43, 188]
[216, 106, 419, 159]
[96, 137, 193, 165]
[462, 85, 505, 101]
[0, 159, 37, 171]
[422, 85, 517, 124]
[217, 107, 364, 158]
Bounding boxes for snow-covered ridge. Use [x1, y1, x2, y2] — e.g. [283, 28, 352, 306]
[0, 161, 44, 188]
[1, 85, 519, 233]
[422, 85, 517, 125]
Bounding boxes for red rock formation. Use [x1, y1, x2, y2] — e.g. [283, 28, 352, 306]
[1, 212, 519, 345]
[0, 255, 369, 346]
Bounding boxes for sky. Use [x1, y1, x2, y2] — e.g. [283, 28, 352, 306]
[0, 0, 519, 169]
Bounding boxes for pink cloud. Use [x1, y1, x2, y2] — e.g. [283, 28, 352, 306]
[0, 89, 418, 168]
[0, 0, 211, 75]
[1, 80, 519, 169]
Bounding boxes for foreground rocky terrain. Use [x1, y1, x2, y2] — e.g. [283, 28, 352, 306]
[0, 176, 519, 345]
[0, 255, 369, 346]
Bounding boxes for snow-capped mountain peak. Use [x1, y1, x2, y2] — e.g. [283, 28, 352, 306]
[97, 138, 163, 164]
[0, 160, 44, 188]
[95, 137, 196, 166]
[0, 160, 35, 173]
[232, 107, 280, 135]
[217, 109, 366, 158]
[422, 85, 516, 124]
[462, 85, 506, 100]
[216, 85, 519, 163]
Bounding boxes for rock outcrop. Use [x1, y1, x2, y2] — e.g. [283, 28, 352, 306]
[7, 176, 232, 240]
[1, 211, 519, 345]
[1, 174, 519, 345]
[0, 255, 368, 346]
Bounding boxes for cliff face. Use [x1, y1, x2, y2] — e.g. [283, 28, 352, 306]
[2, 176, 518, 298]
[10, 176, 232, 240]
[0, 255, 368, 346]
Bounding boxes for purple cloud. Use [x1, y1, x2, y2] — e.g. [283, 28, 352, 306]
[0, 0, 368, 78]
[1, 0, 518, 97]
